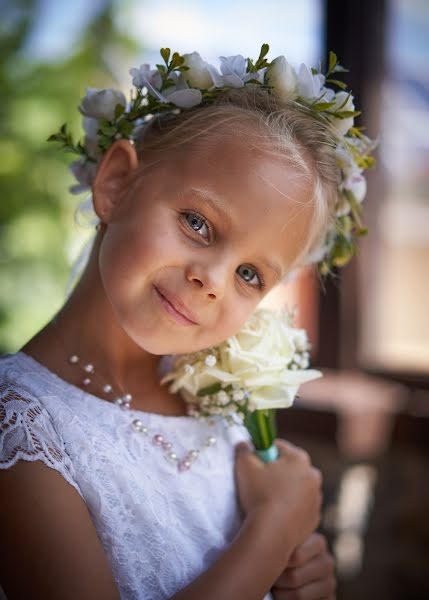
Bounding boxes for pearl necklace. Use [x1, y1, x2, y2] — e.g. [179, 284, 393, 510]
[68, 354, 217, 472]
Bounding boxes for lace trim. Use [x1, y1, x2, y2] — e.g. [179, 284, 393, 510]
[0, 380, 84, 500]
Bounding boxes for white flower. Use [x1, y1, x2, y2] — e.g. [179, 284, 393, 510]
[343, 173, 367, 203]
[158, 72, 203, 108]
[216, 391, 230, 405]
[205, 354, 217, 367]
[79, 88, 126, 121]
[208, 54, 260, 89]
[69, 158, 98, 194]
[182, 52, 213, 89]
[82, 117, 102, 159]
[297, 64, 327, 101]
[161, 308, 322, 411]
[266, 56, 298, 101]
[328, 91, 355, 137]
[163, 88, 203, 108]
[129, 64, 162, 96]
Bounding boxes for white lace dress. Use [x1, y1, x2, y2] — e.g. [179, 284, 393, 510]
[0, 352, 274, 600]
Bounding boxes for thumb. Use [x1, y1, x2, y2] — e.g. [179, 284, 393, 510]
[235, 441, 252, 456]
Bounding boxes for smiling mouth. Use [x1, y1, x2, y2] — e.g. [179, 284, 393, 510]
[153, 285, 199, 326]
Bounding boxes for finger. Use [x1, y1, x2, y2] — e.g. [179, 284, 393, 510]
[274, 439, 311, 463]
[275, 552, 335, 590]
[272, 574, 336, 599]
[234, 441, 263, 469]
[288, 532, 328, 568]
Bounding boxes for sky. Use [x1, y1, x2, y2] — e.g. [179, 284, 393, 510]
[23, 0, 323, 68]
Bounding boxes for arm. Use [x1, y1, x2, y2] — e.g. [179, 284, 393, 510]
[172, 439, 323, 600]
[172, 508, 294, 600]
[1, 439, 321, 600]
[0, 460, 121, 600]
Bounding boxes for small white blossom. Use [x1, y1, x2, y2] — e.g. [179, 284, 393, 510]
[205, 354, 217, 367]
[232, 390, 245, 401]
[216, 391, 230, 405]
[184, 364, 195, 375]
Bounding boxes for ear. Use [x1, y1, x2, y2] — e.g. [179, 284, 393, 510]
[92, 139, 139, 223]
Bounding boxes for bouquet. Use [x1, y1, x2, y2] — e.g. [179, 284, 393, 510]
[161, 308, 322, 462]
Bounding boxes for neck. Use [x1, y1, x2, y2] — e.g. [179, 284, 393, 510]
[22, 232, 169, 408]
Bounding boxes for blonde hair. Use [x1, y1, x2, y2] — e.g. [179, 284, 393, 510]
[131, 86, 340, 272]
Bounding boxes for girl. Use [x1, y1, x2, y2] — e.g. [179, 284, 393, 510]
[0, 45, 368, 599]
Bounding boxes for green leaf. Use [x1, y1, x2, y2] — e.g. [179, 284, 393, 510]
[99, 124, 116, 136]
[328, 51, 337, 74]
[336, 110, 361, 119]
[357, 226, 368, 237]
[171, 52, 184, 68]
[313, 101, 337, 111]
[258, 43, 269, 61]
[118, 120, 133, 136]
[311, 67, 318, 75]
[197, 383, 222, 397]
[160, 47, 170, 65]
[326, 78, 347, 90]
[114, 103, 125, 119]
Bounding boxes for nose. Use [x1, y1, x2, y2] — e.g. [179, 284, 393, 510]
[185, 260, 228, 301]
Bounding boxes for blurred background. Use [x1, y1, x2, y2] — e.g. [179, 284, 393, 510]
[0, 0, 428, 598]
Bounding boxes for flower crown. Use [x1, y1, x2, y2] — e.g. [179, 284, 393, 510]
[48, 44, 375, 276]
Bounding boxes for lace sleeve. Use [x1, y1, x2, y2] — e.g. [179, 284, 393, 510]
[0, 380, 85, 500]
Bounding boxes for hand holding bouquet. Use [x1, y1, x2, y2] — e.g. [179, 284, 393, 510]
[161, 308, 322, 462]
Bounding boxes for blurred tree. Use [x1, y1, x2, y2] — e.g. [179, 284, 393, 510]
[0, 0, 139, 352]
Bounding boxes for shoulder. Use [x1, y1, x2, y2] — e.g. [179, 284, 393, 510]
[0, 352, 85, 501]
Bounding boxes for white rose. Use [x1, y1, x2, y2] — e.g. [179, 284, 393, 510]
[328, 91, 355, 137]
[79, 88, 126, 121]
[266, 56, 298, 101]
[248, 368, 322, 410]
[162, 309, 322, 411]
[182, 52, 213, 89]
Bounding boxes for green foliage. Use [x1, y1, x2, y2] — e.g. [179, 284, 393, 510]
[0, 0, 139, 353]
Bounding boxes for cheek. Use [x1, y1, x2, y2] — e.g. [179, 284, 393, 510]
[199, 299, 257, 349]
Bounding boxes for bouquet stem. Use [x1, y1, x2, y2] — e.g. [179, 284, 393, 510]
[244, 409, 279, 463]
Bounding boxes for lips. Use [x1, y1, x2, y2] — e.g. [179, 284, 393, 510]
[154, 285, 199, 325]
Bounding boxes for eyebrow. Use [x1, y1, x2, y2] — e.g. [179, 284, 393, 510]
[182, 187, 284, 281]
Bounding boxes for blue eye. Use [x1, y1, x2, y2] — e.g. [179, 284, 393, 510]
[184, 212, 210, 239]
[236, 264, 262, 287]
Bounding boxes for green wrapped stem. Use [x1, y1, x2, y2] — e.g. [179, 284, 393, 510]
[255, 444, 279, 463]
[244, 409, 278, 461]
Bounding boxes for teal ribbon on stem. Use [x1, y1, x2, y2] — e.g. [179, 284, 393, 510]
[244, 408, 279, 463]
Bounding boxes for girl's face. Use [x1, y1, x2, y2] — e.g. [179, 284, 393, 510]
[96, 135, 315, 355]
